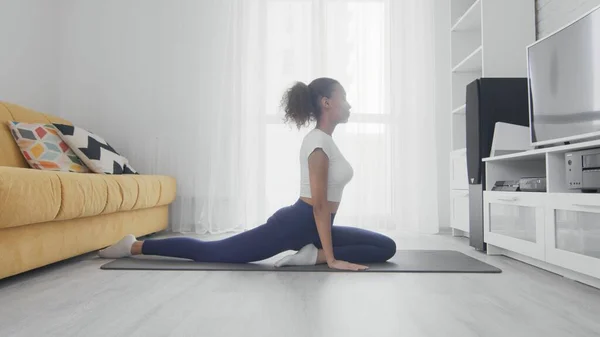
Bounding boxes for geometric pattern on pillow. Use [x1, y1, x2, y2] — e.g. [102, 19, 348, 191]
[7, 121, 90, 173]
[53, 123, 137, 175]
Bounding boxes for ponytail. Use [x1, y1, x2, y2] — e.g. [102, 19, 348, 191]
[281, 77, 339, 129]
[281, 81, 315, 129]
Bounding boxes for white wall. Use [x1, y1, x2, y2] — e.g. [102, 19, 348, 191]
[435, 0, 451, 230]
[536, 0, 600, 38]
[58, 0, 235, 173]
[0, 0, 60, 114]
[0, 0, 451, 231]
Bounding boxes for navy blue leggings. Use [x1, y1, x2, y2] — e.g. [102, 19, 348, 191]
[142, 199, 396, 263]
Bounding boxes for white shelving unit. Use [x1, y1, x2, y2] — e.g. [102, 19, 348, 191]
[483, 141, 600, 288]
[452, 104, 466, 115]
[449, 0, 536, 237]
[452, 46, 482, 73]
[451, 0, 481, 32]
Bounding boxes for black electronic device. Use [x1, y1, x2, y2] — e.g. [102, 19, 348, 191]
[465, 78, 530, 251]
[492, 180, 520, 191]
[518, 177, 547, 192]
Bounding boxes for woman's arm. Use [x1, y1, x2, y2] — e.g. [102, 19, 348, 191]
[308, 149, 335, 263]
[308, 149, 368, 271]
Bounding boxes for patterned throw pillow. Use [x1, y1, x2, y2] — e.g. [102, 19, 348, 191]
[7, 122, 90, 173]
[53, 123, 137, 175]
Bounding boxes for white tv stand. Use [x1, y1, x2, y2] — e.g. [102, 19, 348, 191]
[483, 139, 600, 288]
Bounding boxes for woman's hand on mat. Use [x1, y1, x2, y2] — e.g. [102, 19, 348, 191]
[327, 259, 368, 271]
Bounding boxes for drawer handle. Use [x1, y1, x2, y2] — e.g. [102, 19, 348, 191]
[572, 203, 600, 209]
[498, 197, 519, 202]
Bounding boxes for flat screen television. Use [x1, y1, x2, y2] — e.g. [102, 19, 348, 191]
[528, 5, 600, 146]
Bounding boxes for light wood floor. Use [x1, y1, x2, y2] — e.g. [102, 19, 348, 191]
[1, 232, 599, 337]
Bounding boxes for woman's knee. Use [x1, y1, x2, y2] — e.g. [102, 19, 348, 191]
[380, 235, 397, 261]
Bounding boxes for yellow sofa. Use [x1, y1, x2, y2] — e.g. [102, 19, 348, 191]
[0, 102, 176, 279]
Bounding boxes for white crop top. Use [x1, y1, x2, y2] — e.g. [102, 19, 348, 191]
[299, 129, 353, 202]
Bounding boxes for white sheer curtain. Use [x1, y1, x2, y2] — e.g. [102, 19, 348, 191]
[230, 0, 440, 235]
[59, 0, 438, 235]
[172, 0, 439, 234]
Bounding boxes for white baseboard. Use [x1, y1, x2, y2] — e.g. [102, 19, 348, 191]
[452, 228, 470, 238]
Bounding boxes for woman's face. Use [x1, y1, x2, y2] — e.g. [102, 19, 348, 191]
[323, 83, 351, 124]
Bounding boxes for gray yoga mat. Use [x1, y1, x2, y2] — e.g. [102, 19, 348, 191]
[101, 250, 501, 273]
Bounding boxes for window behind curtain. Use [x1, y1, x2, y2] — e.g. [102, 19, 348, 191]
[260, 0, 393, 230]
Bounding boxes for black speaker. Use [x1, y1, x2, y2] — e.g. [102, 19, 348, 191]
[465, 78, 530, 250]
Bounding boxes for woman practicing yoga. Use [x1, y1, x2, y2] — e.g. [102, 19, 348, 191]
[99, 78, 396, 271]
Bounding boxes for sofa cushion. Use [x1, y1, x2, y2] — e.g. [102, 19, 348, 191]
[0, 167, 176, 229]
[7, 122, 90, 173]
[53, 123, 137, 175]
[1, 102, 73, 168]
